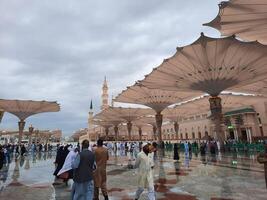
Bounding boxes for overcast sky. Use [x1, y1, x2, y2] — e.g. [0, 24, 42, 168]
[0, 0, 221, 136]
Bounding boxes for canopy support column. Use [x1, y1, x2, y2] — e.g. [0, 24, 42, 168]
[127, 121, 132, 141]
[209, 96, 225, 144]
[28, 125, 34, 150]
[152, 125, 157, 141]
[18, 120, 26, 146]
[174, 122, 179, 140]
[138, 127, 142, 141]
[114, 125, 119, 141]
[155, 112, 163, 143]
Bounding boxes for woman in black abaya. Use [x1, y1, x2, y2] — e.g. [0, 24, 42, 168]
[173, 143, 179, 161]
[53, 146, 68, 177]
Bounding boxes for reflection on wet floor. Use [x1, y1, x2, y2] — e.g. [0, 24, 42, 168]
[0, 150, 267, 200]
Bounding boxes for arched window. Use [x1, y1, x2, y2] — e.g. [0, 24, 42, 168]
[192, 132, 195, 139]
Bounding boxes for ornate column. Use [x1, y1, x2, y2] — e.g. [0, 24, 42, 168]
[174, 122, 179, 140]
[18, 120, 26, 146]
[114, 125, 119, 141]
[138, 127, 142, 141]
[209, 96, 225, 144]
[127, 121, 132, 141]
[155, 112, 163, 143]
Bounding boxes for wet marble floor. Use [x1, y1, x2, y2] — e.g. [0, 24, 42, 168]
[0, 151, 266, 200]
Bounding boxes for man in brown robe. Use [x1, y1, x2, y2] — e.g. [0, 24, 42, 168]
[93, 139, 109, 200]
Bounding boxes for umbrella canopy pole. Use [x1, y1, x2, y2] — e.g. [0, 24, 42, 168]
[127, 121, 132, 141]
[114, 125, 119, 141]
[28, 125, 34, 150]
[18, 120, 26, 146]
[174, 122, 179, 140]
[138, 127, 142, 141]
[155, 112, 163, 143]
[152, 125, 157, 141]
[105, 127, 109, 137]
[209, 96, 225, 145]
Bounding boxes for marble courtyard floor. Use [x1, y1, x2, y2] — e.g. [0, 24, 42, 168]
[0, 151, 266, 200]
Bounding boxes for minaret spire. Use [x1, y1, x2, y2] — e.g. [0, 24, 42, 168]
[88, 99, 94, 129]
[101, 76, 109, 110]
[90, 99, 93, 110]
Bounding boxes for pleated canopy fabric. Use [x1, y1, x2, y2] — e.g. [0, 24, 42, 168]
[92, 119, 113, 129]
[140, 34, 267, 96]
[204, 0, 267, 45]
[98, 107, 155, 122]
[133, 116, 158, 127]
[133, 119, 153, 129]
[231, 79, 267, 96]
[115, 84, 201, 113]
[0, 99, 60, 120]
[174, 93, 266, 115]
[163, 107, 193, 123]
[93, 108, 125, 126]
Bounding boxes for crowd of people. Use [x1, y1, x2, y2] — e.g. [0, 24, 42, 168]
[0, 143, 54, 170]
[53, 138, 252, 200]
[53, 139, 159, 200]
[53, 139, 110, 200]
[1, 138, 266, 199]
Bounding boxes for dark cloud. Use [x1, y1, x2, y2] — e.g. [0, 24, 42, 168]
[0, 0, 221, 135]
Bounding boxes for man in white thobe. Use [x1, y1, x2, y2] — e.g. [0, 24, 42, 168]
[134, 144, 155, 200]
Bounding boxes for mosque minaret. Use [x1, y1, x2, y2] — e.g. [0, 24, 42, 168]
[101, 76, 109, 110]
[88, 99, 94, 129]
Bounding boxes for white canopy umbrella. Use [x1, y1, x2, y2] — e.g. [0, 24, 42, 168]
[0, 99, 60, 145]
[140, 34, 267, 143]
[204, 0, 267, 45]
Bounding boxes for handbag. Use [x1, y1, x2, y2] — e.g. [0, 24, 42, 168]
[59, 171, 69, 179]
